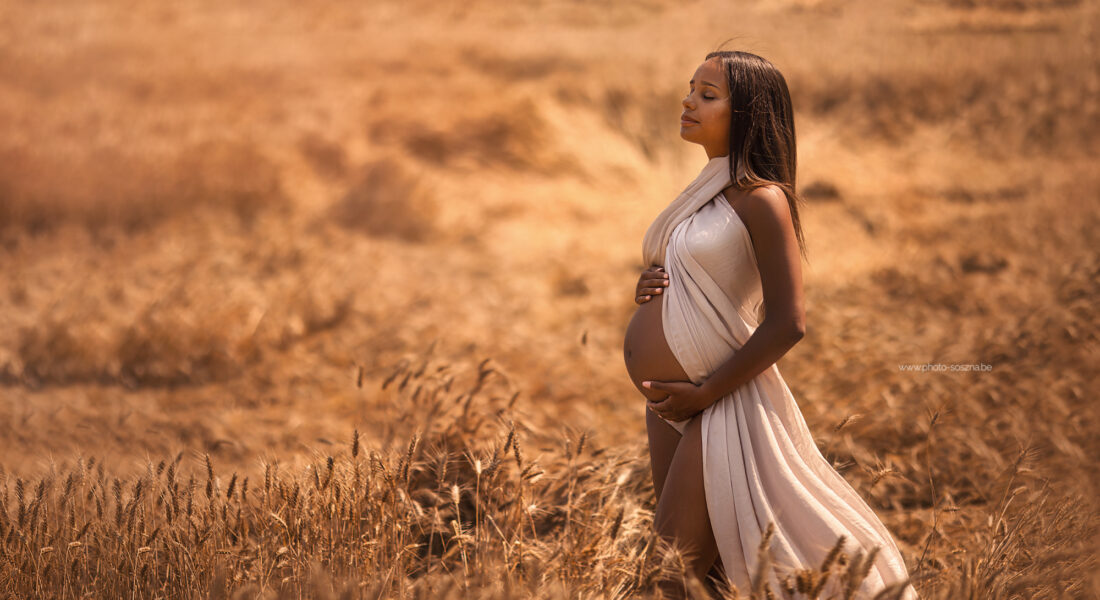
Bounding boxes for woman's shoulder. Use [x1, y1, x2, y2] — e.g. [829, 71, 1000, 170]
[721, 183, 785, 214]
[723, 184, 794, 245]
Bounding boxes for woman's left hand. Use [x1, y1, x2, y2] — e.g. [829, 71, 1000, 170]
[643, 379, 714, 422]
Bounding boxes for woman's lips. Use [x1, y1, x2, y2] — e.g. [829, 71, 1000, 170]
[681, 119, 698, 126]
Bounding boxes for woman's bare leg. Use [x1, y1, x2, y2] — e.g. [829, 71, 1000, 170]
[646, 407, 682, 502]
[653, 413, 719, 598]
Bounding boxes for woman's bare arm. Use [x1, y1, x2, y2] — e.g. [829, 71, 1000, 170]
[699, 185, 806, 403]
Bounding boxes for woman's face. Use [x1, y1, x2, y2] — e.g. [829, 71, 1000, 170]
[680, 58, 731, 159]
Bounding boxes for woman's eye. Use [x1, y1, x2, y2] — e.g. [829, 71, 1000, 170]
[704, 95, 715, 100]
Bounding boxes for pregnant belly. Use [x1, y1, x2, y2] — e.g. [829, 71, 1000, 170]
[623, 294, 692, 403]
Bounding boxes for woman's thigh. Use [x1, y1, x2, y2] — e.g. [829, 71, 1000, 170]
[654, 414, 718, 571]
[646, 407, 682, 502]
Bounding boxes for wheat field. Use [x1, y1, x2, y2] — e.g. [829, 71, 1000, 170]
[0, 0, 1097, 597]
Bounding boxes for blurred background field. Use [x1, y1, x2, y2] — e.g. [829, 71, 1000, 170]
[0, 0, 1097, 597]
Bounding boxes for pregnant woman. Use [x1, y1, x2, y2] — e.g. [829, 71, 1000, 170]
[622, 51, 917, 599]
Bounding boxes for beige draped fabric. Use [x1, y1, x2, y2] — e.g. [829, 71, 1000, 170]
[642, 155, 917, 598]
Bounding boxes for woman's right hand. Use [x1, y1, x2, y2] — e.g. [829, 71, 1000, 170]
[635, 266, 670, 304]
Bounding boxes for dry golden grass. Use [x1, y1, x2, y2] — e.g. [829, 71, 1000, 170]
[0, 347, 1093, 598]
[0, 0, 1096, 597]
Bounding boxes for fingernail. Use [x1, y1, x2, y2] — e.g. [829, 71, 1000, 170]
[642, 381, 651, 388]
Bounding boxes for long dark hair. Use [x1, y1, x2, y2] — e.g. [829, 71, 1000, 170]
[704, 50, 807, 262]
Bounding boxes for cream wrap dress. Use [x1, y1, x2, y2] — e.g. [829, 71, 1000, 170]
[641, 155, 916, 598]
